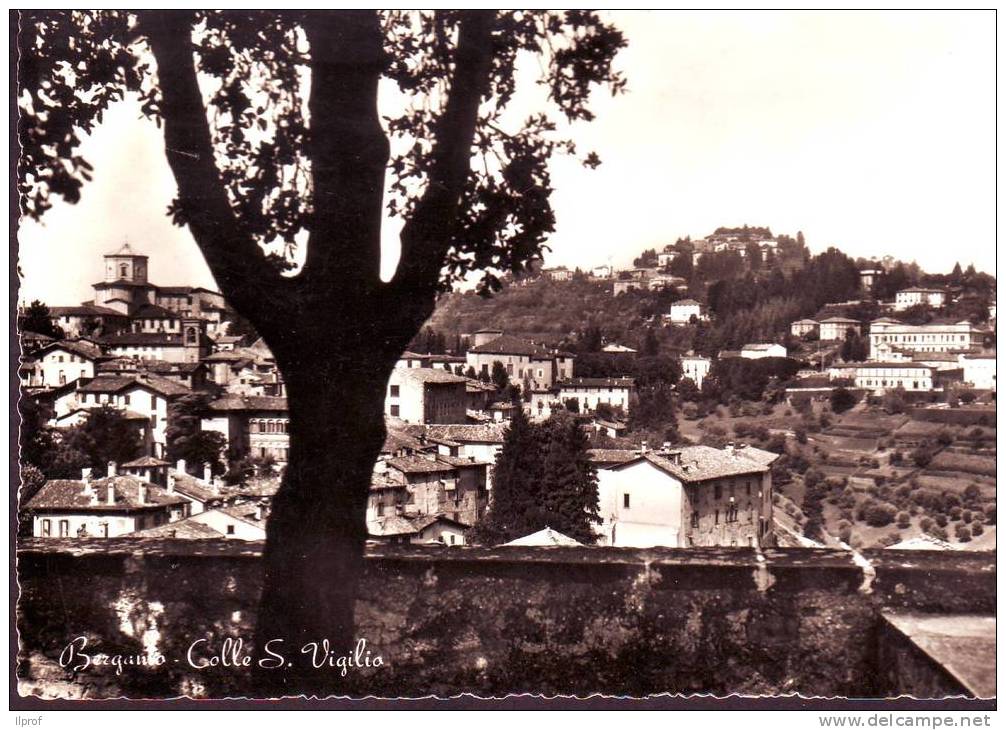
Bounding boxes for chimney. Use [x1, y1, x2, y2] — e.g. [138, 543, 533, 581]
[254, 506, 263, 521]
[662, 441, 672, 453]
[106, 483, 115, 506]
[138, 482, 147, 505]
[107, 461, 117, 477]
[176, 458, 187, 475]
[81, 467, 92, 494]
[211, 476, 222, 495]
[725, 442, 734, 456]
[640, 441, 648, 454]
[203, 463, 212, 483]
[167, 473, 176, 494]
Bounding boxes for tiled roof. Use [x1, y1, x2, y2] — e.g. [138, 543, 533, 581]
[382, 428, 429, 454]
[386, 455, 455, 474]
[396, 367, 467, 384]
[77, 375, 139, 394]
[26, 475, 188, 512]
[672, 299, 702, 307]
[36, 339, 105, 361]
[122, 456, 170, 468]
[792, 319, 819, 325]
[106, 242, 146, 257]
[469, 334, 553, 357]
[168, 470, 221, 504]
[157, 285, 223, 296]
[50, 305, 128, 318]
[77, 373, 191, 397]
[435, 454, 489, 468]
[92, 280, 155, 289]
[611, 444, 777, 483]
[820, 317, 859, 324]
[100, 332, 185, 346]
[131, 518, 223, 539]
[133, 303, 179, 319]
[421, 423, 507, 444]
[207, 394, 288, 412]
[217, 503, 268, 528]
[587, 448, 640, 466]
[367, 513, 469, 537]
[558, 377, 635, 388]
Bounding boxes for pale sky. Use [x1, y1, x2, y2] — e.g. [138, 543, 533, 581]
[17, 11, 996, 306]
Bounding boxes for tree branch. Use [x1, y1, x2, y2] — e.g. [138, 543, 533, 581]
[299, 10, 389, 297]
[387, 11, 497, 327]
[142, 12, 290, 330]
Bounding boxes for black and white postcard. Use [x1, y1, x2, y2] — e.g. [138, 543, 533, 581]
[12, 9, 997, 713]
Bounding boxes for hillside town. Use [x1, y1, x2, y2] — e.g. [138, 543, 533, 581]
[18, 230, 997, 553]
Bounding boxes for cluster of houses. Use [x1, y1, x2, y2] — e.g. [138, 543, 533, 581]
[20, 243, 995, 550]
[787, 281, 995, 395]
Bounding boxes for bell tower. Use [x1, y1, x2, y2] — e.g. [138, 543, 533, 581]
[104, 242, 149, 284]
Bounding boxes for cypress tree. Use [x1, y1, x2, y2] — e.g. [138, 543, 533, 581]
[475, 407, 543, 544]
[541, 415, 602, 543]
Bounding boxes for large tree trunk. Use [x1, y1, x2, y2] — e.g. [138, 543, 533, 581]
[253, 348, 396, 695]
[144, 10, 498, 697]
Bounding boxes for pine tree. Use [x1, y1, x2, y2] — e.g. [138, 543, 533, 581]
[21, 300, 64, 340]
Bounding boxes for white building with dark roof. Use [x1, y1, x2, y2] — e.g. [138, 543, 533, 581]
[869, 318, 985, 359]
[386, 367, 468, 424]
[667, 299, 706, 325]
[894, 287, 947, 311]
[595, 444, 777, 548]
[557, 377, 637, 415]
[818, 316, 861, 342]
[21, 339, 106, 388]
[465, 333, 573, 389]
[201, 394, 290, 464]
[24, 468, 190, 538]
[790, 319, 819, 337]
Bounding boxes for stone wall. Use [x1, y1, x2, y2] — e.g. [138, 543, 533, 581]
[15, 539, 995, 700]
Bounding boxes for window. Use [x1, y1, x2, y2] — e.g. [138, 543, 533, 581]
[59, 520, 69, 537]
[746, 481, 752, 496]
[100, 522, 109, 538]
[226, 525, 235, 535]
[123, 395, 130, 405]
[59, 371, 66, 385]
[41, 519, 51, 537]
[390, 385, 400, 397]
[691, 511, 699, 528]
[119, 263, 128, 278]
[377, 503, 385, 516]
[390, 405, 400, 417]
[623, 493, 631, 509]
[714, 510, 719, 525]
[714, 483, 722, 500]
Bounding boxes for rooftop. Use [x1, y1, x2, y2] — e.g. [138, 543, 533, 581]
[611, 444, 778, 483]
[207, 394, 289, 413]
[395, 367, 467, 385]
[25, 475, 188, 512]
[469, 334, 553, 358]
[558, 377, 635, 388]
[105, 242, 146, 257]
